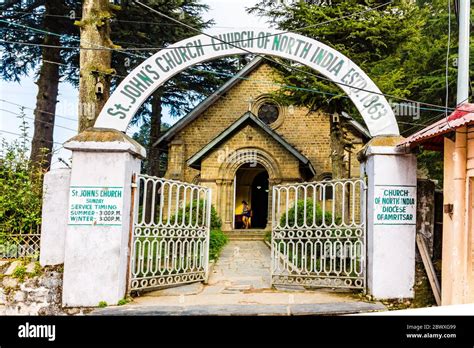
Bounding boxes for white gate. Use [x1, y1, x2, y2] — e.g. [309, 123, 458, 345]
[271, 178, 366, 290]
[129, 174, 212, 292]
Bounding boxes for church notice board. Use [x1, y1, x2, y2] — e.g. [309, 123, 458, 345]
[68, 186, 124, 226]
[373, 185, 416, 225]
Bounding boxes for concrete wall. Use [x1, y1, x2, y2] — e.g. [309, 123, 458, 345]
[40, 168, 71, 266]
[363, 142, 417, 299]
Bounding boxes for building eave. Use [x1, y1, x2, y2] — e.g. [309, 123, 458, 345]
[187, 111, 316, 177]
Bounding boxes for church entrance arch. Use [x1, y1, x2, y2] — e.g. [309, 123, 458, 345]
[93, 29, 399, 137]
[234, 164, 269, 230]
[56, 28, 419, 306]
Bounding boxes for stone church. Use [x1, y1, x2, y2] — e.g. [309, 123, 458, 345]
[154, 57, 371, 231]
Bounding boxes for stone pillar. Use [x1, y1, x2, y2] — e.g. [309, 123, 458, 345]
[359, 136, 417, 299]
[61, 128, 146, 307]
[40, 168, 71, 266]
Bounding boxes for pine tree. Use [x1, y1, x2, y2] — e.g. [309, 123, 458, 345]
[0, 0, 81, 171]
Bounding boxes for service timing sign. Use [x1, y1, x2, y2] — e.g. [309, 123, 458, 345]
[68, 186, 124, 226]
[94, 29, 399, 137]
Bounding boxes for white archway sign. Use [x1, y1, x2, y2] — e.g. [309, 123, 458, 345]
[94, 29, 399, 136]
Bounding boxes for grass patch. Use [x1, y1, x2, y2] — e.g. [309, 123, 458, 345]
[12, 263, 27, 282]
[98, 301, 108, 308]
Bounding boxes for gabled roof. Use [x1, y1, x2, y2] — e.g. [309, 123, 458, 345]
[398, 103, 474, 151]
[153, 57, 264, 148]
[186, 111, 316, 177]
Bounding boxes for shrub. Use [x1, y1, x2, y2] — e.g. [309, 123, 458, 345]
[0, 109, 44, 233]
[169, 200, 222, 229]
[168, 201, 227, 260]
[209, 229, 228, 261]
[279, 199, 340, 227]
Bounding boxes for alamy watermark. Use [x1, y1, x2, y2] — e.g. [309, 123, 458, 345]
[390, 100, 420, 120]
[18, 322, 56, 342]
[217, 146, 258, 167]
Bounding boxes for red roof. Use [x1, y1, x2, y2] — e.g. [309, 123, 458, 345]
[398, 103, 474, 151]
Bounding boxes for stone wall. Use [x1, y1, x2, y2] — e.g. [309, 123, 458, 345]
[0, 260, 89, 315]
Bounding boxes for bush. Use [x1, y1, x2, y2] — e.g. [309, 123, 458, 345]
[209, 229, 228, 261]
[169, 200, 227, 260]
[169, 200, 222, 229]
[0, 110, 44, 233]
[279, 199, 340, 227]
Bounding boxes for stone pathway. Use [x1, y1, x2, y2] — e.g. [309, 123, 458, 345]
[92, 241, 386, 315]
[207, 240, 271, 292]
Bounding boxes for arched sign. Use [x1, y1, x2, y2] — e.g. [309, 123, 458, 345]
[94, 29, 399, 136]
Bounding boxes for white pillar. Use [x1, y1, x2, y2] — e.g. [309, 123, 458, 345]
[40, 168, 71, 266]
[61, 128, 145, 307]
[360, 137, 417, 299]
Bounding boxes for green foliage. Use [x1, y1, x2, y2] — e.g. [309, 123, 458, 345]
[209, 229, 228, 261]
[279, 199, 340, 226]
[98, 301, 108, 308]
[0, 109, 43, 233]
[417, 149, 444, 188]
[117, 298, 129, 306]
[12, 264, 26, 282]
[169, 200, 222, 230]
[0, 0, 81, 84]
[264, 230, 271, 243]
[248, 0, 474, 134]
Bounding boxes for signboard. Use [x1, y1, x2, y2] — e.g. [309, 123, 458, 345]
[374, 185, 416, 225]
[94, 29, 399, 137]
[68, 186, 124, 226]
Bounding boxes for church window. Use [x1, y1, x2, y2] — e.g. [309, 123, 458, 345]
[257, 101, 280, 125]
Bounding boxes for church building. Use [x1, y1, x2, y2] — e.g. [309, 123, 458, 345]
[154, 57, 371, 232]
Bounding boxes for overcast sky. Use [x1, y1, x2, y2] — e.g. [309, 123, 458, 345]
[0, 0, 266, 169]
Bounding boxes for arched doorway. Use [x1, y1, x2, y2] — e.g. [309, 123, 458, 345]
[234, 163, 269, 230]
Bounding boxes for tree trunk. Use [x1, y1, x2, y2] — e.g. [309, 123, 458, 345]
[78, 0, 114, 132]
[29, 0, 62, 171]
[147, 89, 163, 177]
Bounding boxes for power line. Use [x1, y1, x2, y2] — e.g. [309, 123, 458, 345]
[2, 5, 469, 118]
[1, 2, 393, 39]
[134, 1, 469, 115]
[0, 108, 78, 132]
[0, 99, 78, 122]
[0, 129, 65, 146]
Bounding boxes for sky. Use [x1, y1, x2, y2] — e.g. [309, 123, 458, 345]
[0, 0, 266, 169]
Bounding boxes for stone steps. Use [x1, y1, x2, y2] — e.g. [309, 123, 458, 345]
[224, 230, 268, 241]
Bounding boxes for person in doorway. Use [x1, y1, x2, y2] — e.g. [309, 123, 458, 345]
[241, 200, 251, 229]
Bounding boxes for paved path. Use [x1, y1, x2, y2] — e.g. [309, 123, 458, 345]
[92, 241, 385, 315]
[207, 240, 272, 292]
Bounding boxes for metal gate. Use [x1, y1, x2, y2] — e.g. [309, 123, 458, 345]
[271, 178, 366, 290]
[129, 174, 212, 291]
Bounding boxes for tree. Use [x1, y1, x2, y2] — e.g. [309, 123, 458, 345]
[248, 0, 473, 185]
[249, 0, 424, 130]
[0, 0, 81, 172]
[110, 0, 237, 177]
[76, 0, 117, 132]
